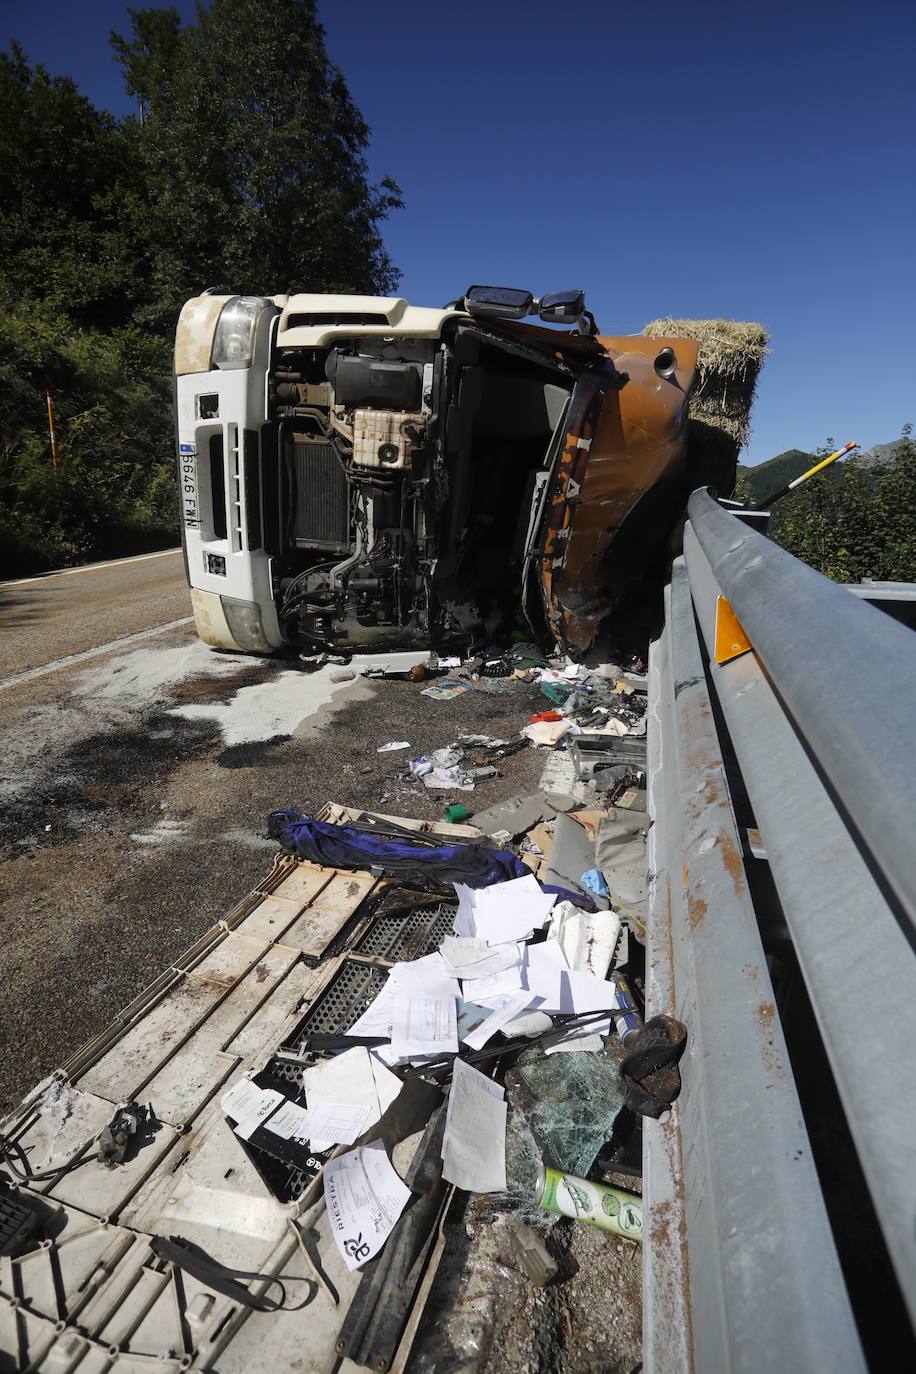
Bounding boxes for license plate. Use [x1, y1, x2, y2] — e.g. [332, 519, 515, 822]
[179, 443, 200, 528]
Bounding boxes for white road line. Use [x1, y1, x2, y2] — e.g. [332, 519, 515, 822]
[1, 547, 183, 587]
[0, 617, 195, 691]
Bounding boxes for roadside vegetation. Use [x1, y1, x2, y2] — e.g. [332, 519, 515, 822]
[0, 0, 400, 576]
[734, 431, 916, 581]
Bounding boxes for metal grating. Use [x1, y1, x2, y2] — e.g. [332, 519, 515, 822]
[354, 902, 457, 960]
[292, 437, 350, 551]
[286, 959, 388, 1053]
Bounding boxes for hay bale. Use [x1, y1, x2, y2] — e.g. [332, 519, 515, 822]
[642, 318, 769, 493]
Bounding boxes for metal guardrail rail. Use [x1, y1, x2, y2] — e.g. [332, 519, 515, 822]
[644, 491, 916, 1371]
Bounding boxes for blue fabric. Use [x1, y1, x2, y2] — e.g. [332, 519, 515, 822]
[580, 867, 610, 897]
[266, 809, 595, 909]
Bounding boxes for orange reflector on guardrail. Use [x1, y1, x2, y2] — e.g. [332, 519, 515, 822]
[715, 596, 751, 664]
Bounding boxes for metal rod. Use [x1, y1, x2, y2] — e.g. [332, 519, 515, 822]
[751, 440, 857, 509]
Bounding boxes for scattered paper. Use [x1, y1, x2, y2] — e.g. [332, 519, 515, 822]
[501, 1007, 554, 1039]
[441, 1058, 507, 1193]
[522, 940, 617, 1013]
[303, 1047, 401, 1152]
[457, 998, 499, 1043]
[263, 1098, 310, 1140]
[377, 741, 411, 752]
[441, 936, 522, 980]
[420, 680, 473, 700]
[347, 981, 398, 1038]
[542, 1015, 611, 1055]
[547, 901, 620, 978]
[221, 1078, 285, 1140]
[390, 995, 458, 1061]
[266, 1099, 372, 1145]
[462, 964, 526, 1003]
[452, 883, 478, 937]
[455, 874, 556, 945]
[324, 1141, 413, 1271]
[389, 952, 460, 998]
[461, 991, 536, 1050]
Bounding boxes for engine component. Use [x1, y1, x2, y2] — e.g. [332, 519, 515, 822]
[326, 352, 422, 410]
[352, 410, 425, 469]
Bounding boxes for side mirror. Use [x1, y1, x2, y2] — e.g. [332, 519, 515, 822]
[463, 285, 534, 320]
[537, 289, 586, 324]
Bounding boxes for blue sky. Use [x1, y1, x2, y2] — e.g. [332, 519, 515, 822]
[4, 0, 915, 464]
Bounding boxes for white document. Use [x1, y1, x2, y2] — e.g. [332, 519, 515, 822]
[542, 1016, 611, 1055]
[347, 980, 399, 1039]
[523, 940, 617, 1013]
[461, 991, 536, 1050]
[501, 1007, 554, 1039]
[390, 994, 458, 1061]
[452, 882, 478, 937]
[388, 952, 460, 999]
[221, 1079, 285, 1140]
[263, 1098, 311, 1140]
[303, 1046, 401, 1152]
[522, 939, 570, 1011]
[466, 874, 556, 945]
[324, 1141, 413, 1271]
[442, 936, 522, 981]
[265, 1098, 372, 1145]
[463, 964, 527, 1003]
[441, 1057, 507, 1193]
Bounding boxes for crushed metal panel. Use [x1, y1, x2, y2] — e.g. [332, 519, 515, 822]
[268, 859, 335, 907]
[143, 943, 301, 1128]
[47, 1120, 181, 1217]
[223, 960, 326, 1061]
[539, 339, 698, 655]
[77, 939, 261, 1104]
[282, 870, 378, 958]
[228, 893, 305, 944]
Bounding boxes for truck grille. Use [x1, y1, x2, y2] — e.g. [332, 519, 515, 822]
[292, 437, 350, 551]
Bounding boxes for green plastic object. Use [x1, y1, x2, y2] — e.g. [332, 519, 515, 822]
[444, 803, 470, 823]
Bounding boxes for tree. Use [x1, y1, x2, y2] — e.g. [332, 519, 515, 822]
[111, 0, 402, 325]
[0, 44, 147, 326]
[0, 6, 402, 574]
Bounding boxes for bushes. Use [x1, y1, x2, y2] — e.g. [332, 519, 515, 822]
[735, 432, 916, 584]
[0, 302, 176, 575]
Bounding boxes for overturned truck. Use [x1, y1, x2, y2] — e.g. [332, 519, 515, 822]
[175, 287, 762, 658]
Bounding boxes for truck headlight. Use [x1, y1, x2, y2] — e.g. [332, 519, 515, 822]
[221, 597, 273, 652]
[211, 296, 267, 370]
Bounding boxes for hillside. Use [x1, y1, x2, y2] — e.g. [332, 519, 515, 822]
[736, 449, 814, 503]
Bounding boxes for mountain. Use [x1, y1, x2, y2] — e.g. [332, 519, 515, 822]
[736, 449, 815, 503]
[738, 439, 906, 503]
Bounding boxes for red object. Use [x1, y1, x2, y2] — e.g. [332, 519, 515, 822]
[530, 710, 563, 723]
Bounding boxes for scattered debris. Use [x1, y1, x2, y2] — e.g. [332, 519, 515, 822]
[0, 648, 671, 1372]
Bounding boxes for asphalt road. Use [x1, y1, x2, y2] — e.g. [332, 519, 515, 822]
[0, 552, 548, 1115]
[0, 548, 190, 682]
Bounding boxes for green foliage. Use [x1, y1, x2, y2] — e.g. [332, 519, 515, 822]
[0, 3, 400, 573]
[111, 0, 401, 326]
[765, 431, 916, 582]
[736, 448, 815, 505]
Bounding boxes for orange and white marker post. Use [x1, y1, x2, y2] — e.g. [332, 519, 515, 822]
[45, 389, 58, 473]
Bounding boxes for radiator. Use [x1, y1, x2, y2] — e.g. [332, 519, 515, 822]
[291, 437, 350, 552]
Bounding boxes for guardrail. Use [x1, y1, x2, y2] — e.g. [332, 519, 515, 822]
[644, 491, 916, 1371]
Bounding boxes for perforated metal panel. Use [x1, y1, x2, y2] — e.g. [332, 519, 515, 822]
[354, 902, 456, 961]
[287, 959, 388, 1054]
